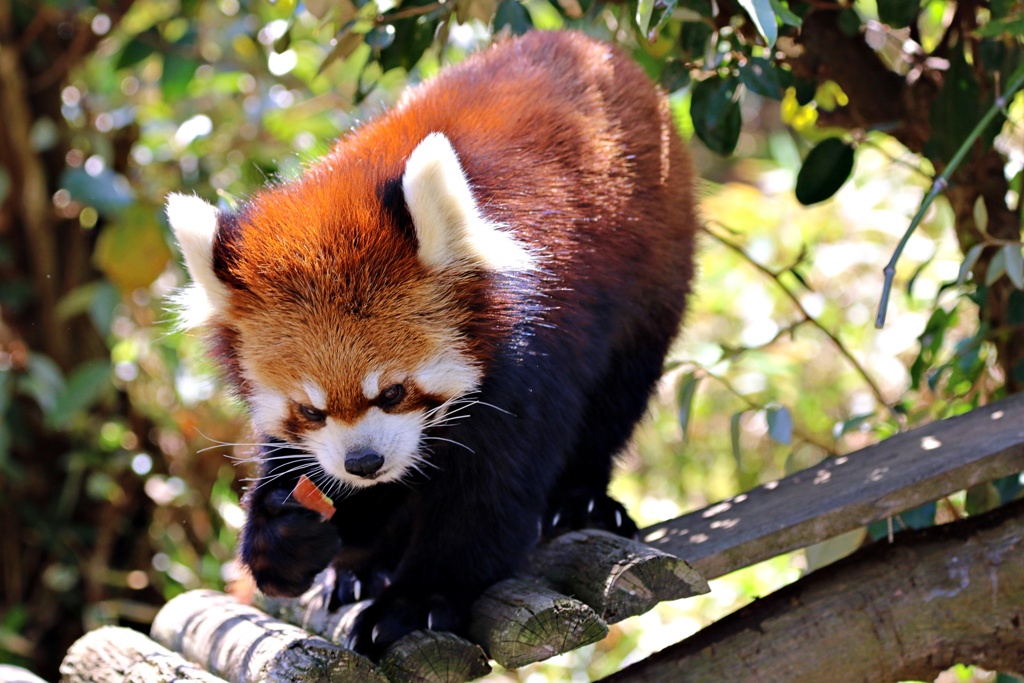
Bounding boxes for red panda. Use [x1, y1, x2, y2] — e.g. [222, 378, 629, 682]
[168, 30, 697, 657]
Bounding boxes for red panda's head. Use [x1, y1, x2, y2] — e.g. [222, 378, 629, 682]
[167, 133, 533, 490]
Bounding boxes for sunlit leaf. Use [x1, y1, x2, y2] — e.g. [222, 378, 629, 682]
[162, 54, 200, 102]
[737, 0, 778, 47]
[795, 137, 855, 205]
[95, 206, 173, 292]
[769, 0, 802, 27]
[957, 244, 984, 286]
[986, 245, 1007, 286]
[972, 196, 989, 233]
[1004, 244, 1024, 289]
[730, 411, 744, 466]
[677, 372, 701, 442]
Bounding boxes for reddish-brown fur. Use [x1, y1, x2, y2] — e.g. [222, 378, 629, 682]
[210, 32, 695, 424]
[196, 30, 698, 656]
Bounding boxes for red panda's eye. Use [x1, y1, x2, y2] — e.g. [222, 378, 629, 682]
[298, 404, 326, 422]
[378, 384, 405, 408]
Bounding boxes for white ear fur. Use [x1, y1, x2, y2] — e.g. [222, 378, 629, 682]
[165, 193, 232, 328]
[403, 133, 534, 272]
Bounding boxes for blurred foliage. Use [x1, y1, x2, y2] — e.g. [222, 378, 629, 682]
[1, 0, 1023, 680]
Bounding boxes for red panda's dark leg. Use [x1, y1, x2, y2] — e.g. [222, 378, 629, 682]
[544, 327, 677, 539]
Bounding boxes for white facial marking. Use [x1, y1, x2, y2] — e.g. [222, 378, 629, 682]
[303, 409, 426, 488]
[165, 193, 232, 329]
[361, 371, 381, 400]
[248, 385, 288, 432]
[414, 349, 481, 399]
[403, 133, 535, 273]
[303, 380, 328, 410]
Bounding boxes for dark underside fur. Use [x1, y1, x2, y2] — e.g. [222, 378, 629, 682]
[240, 267, 680, 656]
[232, 31, 696, 658]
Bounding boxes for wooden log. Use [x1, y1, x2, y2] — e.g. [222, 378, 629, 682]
[258, 569, 491, 683]
[150, 589, 387, 683]
[643, 393, 1024, 580]
[468, 579, 609, 670]
[526, 529, 709, 623]
[605, 497, 1024, 682]
[0, 665, 48, 683]
[59, 626, 226, 683]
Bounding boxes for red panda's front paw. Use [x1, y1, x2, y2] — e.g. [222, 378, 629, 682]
[544, 490, 639, 540]
[345, 590, 468, 659]
[241, 488, 341, 597]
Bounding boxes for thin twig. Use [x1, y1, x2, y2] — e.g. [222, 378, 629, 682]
[705, 223, 893, 416]
[875, 66, 1024, 329]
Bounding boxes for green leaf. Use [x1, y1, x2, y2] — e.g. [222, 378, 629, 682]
[973, 196, 989, 233]
[161, 54, 200, 102]
[677, 372, 701, 442]
[769, 0, 802, 27]
[659, 60, 691, 93]
[20, 353, 65, 413]
[494, 0, 533, 35]
[59, 167, 135, 214]
[637, 0, 677, 38]
[986, 245, 1007, 286]
[690, 77, 742, 156]
[737, 0, 778, 47]
[956, 244, 984, 286]
[766, 405, 792, 445]
[730, 411, 745, 466]
[115, 33, 158, 71]
[832, 412, 874, 439]
[1004, 244, 1024, 289]
[877, 0, 919, 29]
[739, 57, 783, 99]
[795, 137, 855, 205]
[47, 361, 112, 429]
[975, 14, 1024, 38]
[379, 3, 441, 72]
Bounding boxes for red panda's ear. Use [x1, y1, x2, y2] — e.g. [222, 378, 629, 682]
[402, 133, 533, 272]
[165, 193, 233, 328]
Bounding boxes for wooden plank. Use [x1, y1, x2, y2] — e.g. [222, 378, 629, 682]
[642, 393, 1024, 580]
[607, 498, 1024, 682]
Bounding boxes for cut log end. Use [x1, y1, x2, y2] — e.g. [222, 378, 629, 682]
[378, 631, 491, 683]
[470, 579, 609, 670]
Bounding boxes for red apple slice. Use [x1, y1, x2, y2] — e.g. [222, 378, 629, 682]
[293, 474, 335, 521]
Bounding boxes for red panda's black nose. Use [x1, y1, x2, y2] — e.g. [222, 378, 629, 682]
[344, 448, 385, 478]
